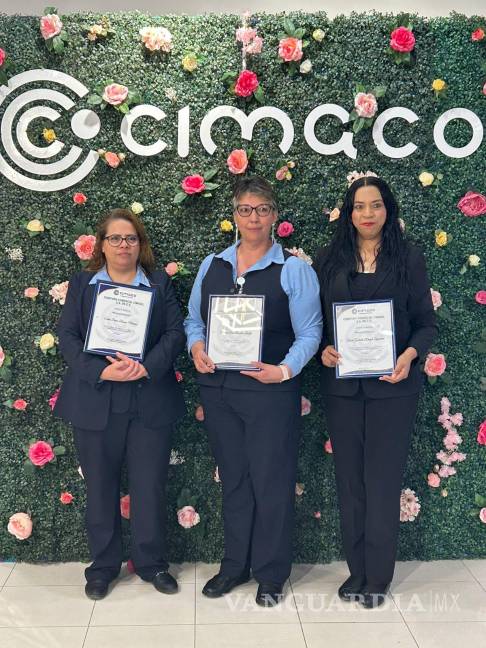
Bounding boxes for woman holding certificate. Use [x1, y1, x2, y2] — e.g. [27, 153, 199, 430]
[54, 208, 185, 600]
[185, 176, 322, 607]
[314, 176, 437, 608]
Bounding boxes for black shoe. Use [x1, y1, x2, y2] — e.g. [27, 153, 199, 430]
[255, 582, 284, 608]
[360, 583, 390, 609]
[85, 580, 110, 600]
[152, 571, 179, 594]
[338, 575, 366, 602]
[202, 571, 250, 598]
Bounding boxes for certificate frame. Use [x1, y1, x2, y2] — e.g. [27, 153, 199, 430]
[84, 280, 155, 361]
[205, 294, 265, 371]
[332, 299, 396, 379]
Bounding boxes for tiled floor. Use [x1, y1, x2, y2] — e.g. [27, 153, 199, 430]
[0, 560, 486, 647]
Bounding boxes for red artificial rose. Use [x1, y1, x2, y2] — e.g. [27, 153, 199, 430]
[28, 440, 55, 467]
[120, 494, 130, 519]
[181, 174, 206, 194]
[477, 420, 486, 445]
[424, 353, 447, 377]
[390, 26, 416, 53]
[472, 28, 485, 42]
[175, 370, 183, 382]
[457, 191, 486, 217]
[73, 192, 87, 205]
[234, 70, 259, 98]
[48, 388, 60, 411]
[60, 492, 74, 505]
[277, 221, 294, 238]
[0, 48, 6, 67]
[475, 290, 486, 305]
[13, 399, 28, 411]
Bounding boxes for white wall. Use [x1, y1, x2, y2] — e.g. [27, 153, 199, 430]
[2, 0, 485, 16]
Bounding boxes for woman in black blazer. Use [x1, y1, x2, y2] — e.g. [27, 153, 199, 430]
[54, 208, 186, 600]
[314, 177, 437, 608]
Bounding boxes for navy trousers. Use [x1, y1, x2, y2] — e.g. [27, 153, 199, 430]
[323, 388, 420, 586]
[200, 385, 301, 585]
[74, 413, 173, 583]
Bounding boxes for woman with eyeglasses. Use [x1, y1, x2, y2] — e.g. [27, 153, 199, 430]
[54, 208, 186, 600]
[314, 177, 437, 608]
[184, 176, 322, 607]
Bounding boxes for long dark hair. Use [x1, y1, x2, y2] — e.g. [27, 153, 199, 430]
[323, 176, 408, 285]
[86, 208, 155, 275]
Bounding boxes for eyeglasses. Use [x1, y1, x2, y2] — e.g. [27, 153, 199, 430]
[103, 234, 139, 247]
[235, 204, 275, 217]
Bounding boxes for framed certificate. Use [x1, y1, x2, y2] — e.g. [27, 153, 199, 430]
[84, 280, 155, 361]
[206, 294, 265, 370]
[332, 299, 396, 379]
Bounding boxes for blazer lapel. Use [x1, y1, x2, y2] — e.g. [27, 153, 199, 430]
[366, 256, 393, 299]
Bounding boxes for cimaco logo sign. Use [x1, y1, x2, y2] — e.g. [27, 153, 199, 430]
[0, 69, 484, 192]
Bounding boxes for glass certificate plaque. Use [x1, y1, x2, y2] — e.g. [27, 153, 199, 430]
[84, 281, 155, 361]
[332, 299, 396, 379]
[206, 294, 265, 370]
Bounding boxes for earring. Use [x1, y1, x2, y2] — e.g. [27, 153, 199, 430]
[271, 223, 275, 243]
[234, 224, 239, 244]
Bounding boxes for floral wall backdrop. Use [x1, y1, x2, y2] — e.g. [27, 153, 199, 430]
[0, 10, 485, 562]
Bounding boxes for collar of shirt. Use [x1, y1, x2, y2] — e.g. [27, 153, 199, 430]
[89, 265, 151, 287]
[215, 241, 285, 275]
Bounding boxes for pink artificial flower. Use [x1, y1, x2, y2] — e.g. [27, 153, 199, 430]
[60, 492, 74, 505]
[28, 440, 55, 467]
[354, 92, 378, 118]
[0, 48, 6, 67]
[234, 70, 259, 97]
[479, 508, 486, 524]
[440, 396, 451, 415]
[102, 83, 129, 106]
[424, 353, 446, 377]
[324, 439, 333, 454]
[475, 290, 486, 305]
[165, 262, 179, 276]
[427, 473, 441, 488]
[301, 396, 311, 416]
[275, 165, 289, 181]
[73, 192, 87, 205]
[472, 28, 485, 42]
[236, 27, 257, 44]
[457, 191, 486, 217]
[12, 399, 28, 411]
[49, 281, 69, 305]
[120, 494, 130, 519]
[438, 465, 456, 478]
[448, 451, 466, 463]
[181, 174, 206, 194]
[313, 511, 322, 519]
[48, 388, 60, 411]
[175, 370, 183, 383]
[104, 152, 121, 168]
[430, 289, 442, 310]
[443, 431, 462, 451]
[195, 405, 205, 421]
[449, 413, 463, 426]
[483, 82, 486, 96]
[7, 512, 32, 540]
[227, 149, 248, 175]
[278, 36, 303, 62]
[0, 346, 4, 367]
[40, 14, 62, 40]
[74, 234, 96, 261]
[246, 36, 263, 55]
[177, 505, 200, 528]
[24, 287, 39, 300]
[390, 26, 415, 53]
[477, 420, 486, 446]
[277, 221, 294, 238]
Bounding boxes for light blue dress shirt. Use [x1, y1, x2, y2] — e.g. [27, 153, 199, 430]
[184, 242, 323, 377]
[89, 265, 151, 287]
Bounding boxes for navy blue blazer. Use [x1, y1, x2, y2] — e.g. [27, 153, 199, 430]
[54, 269, 186, 430]
[313, 243, 438, 398]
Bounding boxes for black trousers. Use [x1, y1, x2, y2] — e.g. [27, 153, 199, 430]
[74, 413, 173, 583]
[323, 388, 420, 586]
[200, 385, 301, 584]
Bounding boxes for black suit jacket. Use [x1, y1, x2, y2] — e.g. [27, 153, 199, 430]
[313, 243, 438, 398]
[54, 269, 186, 430]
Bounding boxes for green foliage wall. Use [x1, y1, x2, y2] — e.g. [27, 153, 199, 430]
[0, 10, 484, 563]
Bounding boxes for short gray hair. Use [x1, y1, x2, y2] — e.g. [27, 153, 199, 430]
[232, 176, 278, 211]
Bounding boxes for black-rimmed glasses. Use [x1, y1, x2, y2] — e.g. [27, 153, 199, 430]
[235, 204, 275, 217]
[103, 234, 140, 247]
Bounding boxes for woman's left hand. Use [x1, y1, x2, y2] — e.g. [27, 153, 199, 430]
[379, 348, 417, 384]
[240, 361, 290, 384]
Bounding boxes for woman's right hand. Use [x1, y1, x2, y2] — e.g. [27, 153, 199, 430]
[321, 345, 341, 368]
[191, 340, 215, 374]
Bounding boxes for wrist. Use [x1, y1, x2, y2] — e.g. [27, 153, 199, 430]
[403, 347, 418, 361]
[279, 364, 290, 382]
